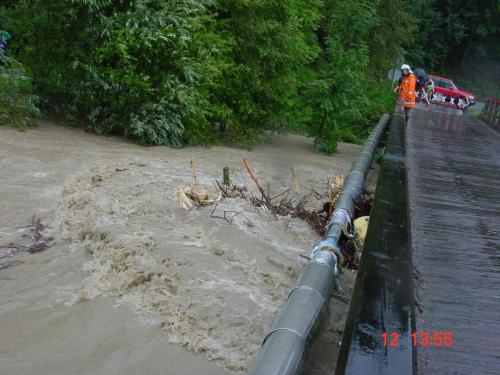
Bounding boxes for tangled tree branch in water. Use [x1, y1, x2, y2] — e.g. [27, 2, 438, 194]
[213, 160, 375, 269]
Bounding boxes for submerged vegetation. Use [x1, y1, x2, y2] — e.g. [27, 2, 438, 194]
[0, 0, 498, 150]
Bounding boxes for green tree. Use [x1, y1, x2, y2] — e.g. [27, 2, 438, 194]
[300, 0, 402, 152]
[1, 0, 412, 149]
[0, 55, 40, 127]
[2, 0, 228, 146]
[212, 0, 323, 144]
[408, 0, 500, 67]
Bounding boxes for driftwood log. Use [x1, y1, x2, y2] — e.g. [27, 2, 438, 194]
[243, 159, 272, 209]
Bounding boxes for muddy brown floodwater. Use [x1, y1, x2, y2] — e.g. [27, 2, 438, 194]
[0, 122, 361, 375]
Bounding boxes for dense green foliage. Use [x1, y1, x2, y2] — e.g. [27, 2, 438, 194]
[299, 0, 409, 152]
[1, 0, 497, 150]
[408, 0, 500, 97]
[409, 0, 499, 68]
[3, 0, 225, 146]
[0, 55, 40, 126]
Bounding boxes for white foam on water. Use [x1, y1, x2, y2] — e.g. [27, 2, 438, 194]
[50, 160, 319, 373]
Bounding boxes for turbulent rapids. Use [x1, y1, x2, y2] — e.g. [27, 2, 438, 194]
[0, 123, 360, 375]
[50, 159, 318, 372]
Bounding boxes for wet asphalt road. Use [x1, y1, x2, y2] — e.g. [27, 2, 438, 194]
[336, 106, 499, 375]
[406, 107, 500, 374]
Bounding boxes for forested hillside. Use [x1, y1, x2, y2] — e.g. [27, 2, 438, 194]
[1, 0, 498, 151]
[408, 0, 500, 98]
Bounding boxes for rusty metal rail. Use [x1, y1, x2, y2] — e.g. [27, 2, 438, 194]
[483, 96, 500, 129]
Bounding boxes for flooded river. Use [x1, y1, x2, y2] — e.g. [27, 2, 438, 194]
[0, 122, 360, 374]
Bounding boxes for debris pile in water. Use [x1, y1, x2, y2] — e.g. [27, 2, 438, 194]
[0, 215, 53, 261]
[214, 160, 374, 269]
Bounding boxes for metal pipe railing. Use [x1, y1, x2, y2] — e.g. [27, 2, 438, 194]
[249, 114, 390, 375]
[484, 97, 500, 129]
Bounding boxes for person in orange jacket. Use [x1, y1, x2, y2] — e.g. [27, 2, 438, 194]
[393, 64, 416, 124]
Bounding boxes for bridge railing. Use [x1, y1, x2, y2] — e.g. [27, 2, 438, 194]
[248, 114, 391, 375]
[484, 97, 500, 128]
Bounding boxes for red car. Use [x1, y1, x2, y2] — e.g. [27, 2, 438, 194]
[429, 75, 477, 107]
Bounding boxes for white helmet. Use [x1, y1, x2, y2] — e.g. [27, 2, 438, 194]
[401, 64, 413, 73]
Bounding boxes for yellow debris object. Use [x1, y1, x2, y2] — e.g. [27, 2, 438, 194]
[354, 216, 370, 251]
[176, 187, 222, 210]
